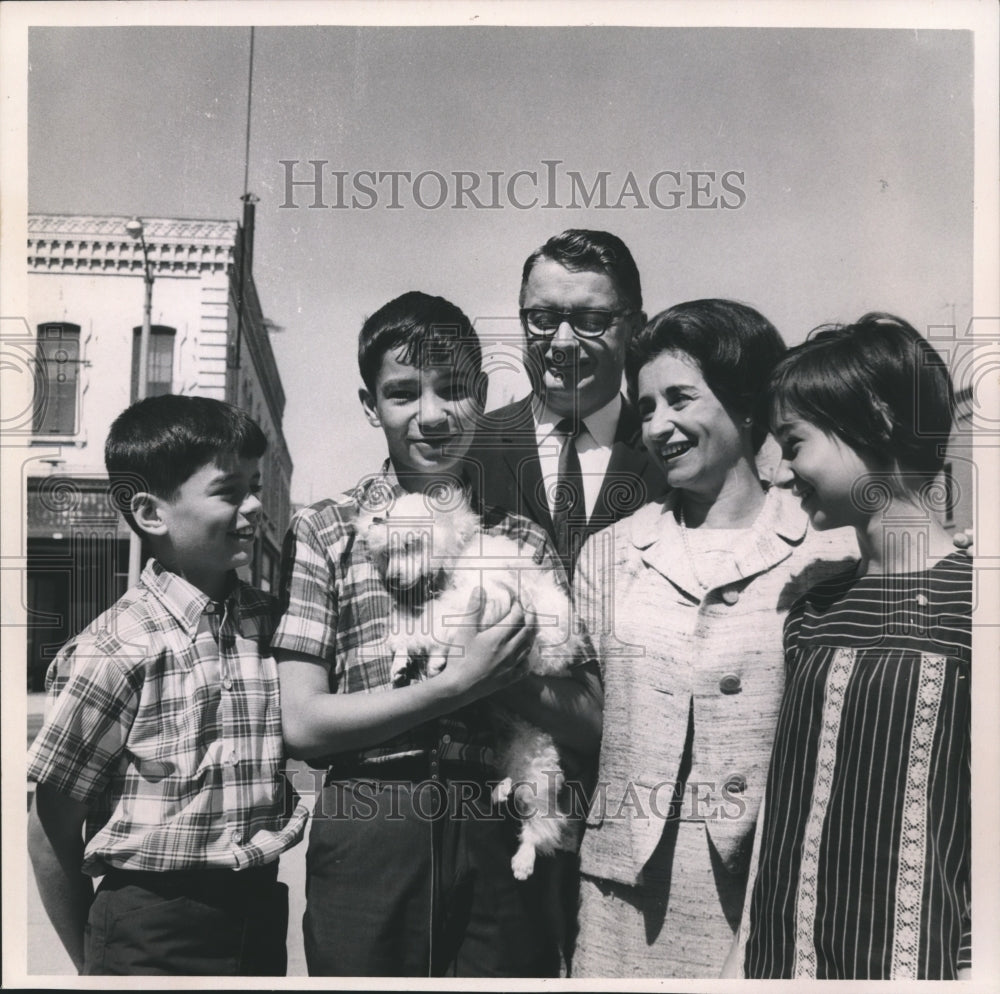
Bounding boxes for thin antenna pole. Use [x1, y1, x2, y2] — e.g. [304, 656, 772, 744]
[243, 27, 255, 196]
[230, 26, 255, 398]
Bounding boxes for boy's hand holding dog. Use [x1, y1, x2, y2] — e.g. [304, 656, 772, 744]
[435, 585, 536, 705]
[279, 585, 535, 759]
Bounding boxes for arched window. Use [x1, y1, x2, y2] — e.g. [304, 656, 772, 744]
[131, 325, 176, 401]
[33, 322, 81, 435]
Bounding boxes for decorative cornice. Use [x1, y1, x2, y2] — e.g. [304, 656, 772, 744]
[28, 212, 238, 275]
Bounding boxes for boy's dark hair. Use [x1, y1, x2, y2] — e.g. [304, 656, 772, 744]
[626, 298, 786, 452]
[768, 312, 954, 481]
[105, 394, 267, 533]
[357, 290, 484, 400]
[519, 229, 643, 313]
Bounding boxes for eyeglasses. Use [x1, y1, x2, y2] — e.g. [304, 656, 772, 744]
[519, 307, 634, 339]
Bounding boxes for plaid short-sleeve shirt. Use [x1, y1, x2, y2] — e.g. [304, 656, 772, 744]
[271, 466, 574, 770]
[27, 559, 309, 875]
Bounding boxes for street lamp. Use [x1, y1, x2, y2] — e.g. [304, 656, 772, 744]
[126, 218, 154, 402]
[125, 217, 154, 585]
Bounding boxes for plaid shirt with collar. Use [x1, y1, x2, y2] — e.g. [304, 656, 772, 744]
[271, 463, 574, 772]
[27, 559, 309, 876]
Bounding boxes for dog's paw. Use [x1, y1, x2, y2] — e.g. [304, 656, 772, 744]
[492, 777, 513, 803]
[511, 843, 536, 880]
[426, 653, 448, 677]
[390, 648, 411, 686]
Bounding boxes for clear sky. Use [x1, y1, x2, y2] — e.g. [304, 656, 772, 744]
[26, 23, 974, 503]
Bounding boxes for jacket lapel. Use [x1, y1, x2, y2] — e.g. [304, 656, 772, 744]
[592, 398, 667, 529]
[478, 394, 669, 543]
[491, 397, 553, 533]
[631, 495, 704, 600]
[632, 487, 808, 597]
[727, 486, 808, 583]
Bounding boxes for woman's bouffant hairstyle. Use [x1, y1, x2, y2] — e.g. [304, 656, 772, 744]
[768, 312, 954, 480]
[626, 298, 786, 452]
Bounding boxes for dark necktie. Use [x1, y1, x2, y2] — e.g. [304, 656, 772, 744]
[552, 417, 586, 572]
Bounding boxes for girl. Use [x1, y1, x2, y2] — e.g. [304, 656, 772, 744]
[728, 313, 971, 979]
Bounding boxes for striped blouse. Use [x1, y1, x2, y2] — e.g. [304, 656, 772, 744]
[742, 553, 971, 979]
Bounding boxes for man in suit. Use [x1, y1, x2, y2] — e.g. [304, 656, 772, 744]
[466, 228, 667, 578]
[462, 230, 665, 975]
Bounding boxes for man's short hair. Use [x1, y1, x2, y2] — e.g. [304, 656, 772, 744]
[105, 394, 267, 533]
[357, 290, 484, 400]
[519, 229, 643, 313]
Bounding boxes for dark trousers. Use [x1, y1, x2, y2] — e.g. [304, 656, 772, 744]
[303, 772, 560, 977]
[83, 864, 289, 976]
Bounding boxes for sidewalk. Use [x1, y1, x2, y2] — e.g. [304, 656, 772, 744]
[25, 694, 315, 977]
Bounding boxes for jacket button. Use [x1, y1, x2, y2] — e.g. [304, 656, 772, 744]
[719, 673, 742, 694]
[724, 774, 747, 794]
[721, 588, 740, 605]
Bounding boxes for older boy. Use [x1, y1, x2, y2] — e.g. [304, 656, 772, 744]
[274, 291, 602, 977]
[27, 395, 308, 975]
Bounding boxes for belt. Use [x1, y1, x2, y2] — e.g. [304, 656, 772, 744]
[324, 755, 491, 786]
[100, 862, 279, 899]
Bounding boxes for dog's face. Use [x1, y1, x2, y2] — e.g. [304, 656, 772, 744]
[359, 490, 478, 600]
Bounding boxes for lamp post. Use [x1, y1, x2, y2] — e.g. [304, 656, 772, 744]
[125, 217, 154, 585]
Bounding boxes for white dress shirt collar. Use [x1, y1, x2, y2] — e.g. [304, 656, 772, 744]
[534, 392, 622, 446]
[532, 393, 623, 519]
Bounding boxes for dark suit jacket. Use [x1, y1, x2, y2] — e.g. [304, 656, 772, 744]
[463, 395, 668, 559]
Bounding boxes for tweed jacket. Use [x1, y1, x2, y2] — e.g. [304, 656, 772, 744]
[464, 394, 668, 557]
[574, 487, 857, 888]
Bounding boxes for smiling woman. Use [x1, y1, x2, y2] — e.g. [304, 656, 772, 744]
[570, 299, 857, 979]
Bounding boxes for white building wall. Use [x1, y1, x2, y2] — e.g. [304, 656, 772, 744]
[27, 267, 232, 475]
[27, 214, 240, 474]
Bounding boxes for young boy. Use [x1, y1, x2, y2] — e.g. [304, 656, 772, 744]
[27, 395, 309, 976]
[273, 290, 602, 977]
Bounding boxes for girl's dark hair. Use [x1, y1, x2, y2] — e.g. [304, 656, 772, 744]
[105, 394, 267, 533]
[357, 290, 484, 402]
[626, 298, 786, 452]
[768, 312, 954, 479]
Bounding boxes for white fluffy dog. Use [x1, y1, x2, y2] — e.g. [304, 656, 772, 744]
[359, 488, 584, 880]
